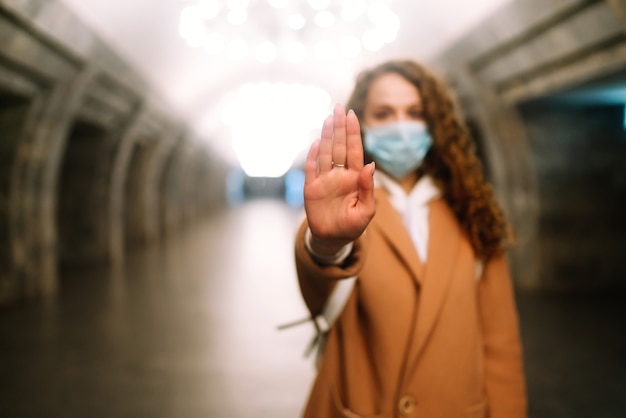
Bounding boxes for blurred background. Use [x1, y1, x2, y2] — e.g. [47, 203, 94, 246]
[0, 0, 625, 416]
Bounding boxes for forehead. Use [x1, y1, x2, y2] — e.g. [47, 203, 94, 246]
[366, 72, 422, 106]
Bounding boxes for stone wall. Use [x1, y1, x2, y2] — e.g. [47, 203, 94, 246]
[519, 101, 626, 290]
[434, 0, 626, 290]
[0, 0, 228, 305]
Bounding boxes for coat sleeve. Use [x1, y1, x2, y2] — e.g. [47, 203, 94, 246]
[294, 220, 367, 316]
[477, 254, 528, 418]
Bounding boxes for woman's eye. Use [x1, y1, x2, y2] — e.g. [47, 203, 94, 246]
[409, 109, 424, 119]
[372, 111, 390, 120]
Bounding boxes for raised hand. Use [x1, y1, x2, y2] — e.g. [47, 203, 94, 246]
[303, 104, 376, 256]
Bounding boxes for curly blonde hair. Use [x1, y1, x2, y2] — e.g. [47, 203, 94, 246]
[346, 60, 512, 260]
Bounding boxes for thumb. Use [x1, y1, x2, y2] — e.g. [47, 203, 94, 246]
[357, 162, 376, 212]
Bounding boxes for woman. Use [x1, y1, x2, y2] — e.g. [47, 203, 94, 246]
[294, 60, 527, 418]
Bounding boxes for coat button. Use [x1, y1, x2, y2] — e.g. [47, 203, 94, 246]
[398, 395, 417, 415]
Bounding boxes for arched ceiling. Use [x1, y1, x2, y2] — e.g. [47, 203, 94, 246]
[59, 0, 513, 169]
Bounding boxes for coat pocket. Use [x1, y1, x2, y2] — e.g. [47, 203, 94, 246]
[465, 398, 487, 418]
[330, 387, 383, 418]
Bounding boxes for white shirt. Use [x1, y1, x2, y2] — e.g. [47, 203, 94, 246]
[374, 171, 440, 262]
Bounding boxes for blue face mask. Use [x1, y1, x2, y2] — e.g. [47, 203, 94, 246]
[364, 120, 433, 179]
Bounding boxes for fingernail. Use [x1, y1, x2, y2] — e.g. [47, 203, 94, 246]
[371, 161, 375, 175]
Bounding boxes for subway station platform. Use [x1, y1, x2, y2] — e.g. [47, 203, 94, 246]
[1, 199, 624, 418]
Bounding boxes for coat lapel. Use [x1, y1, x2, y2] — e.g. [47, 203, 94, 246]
[405, 198, 462, 378]
[371, 188, 425, 284]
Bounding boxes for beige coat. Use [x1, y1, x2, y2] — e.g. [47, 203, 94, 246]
[295, 189, 527, 418]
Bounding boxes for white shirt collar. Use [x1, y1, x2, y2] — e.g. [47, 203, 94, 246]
[374, 171, 440, 213]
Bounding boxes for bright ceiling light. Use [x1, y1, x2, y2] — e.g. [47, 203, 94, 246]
[197, 0, 220, 20]
[362, 29, 383, 51]
[179, 20, 207, 48]
[237, 82, 255, 98]
[314, 11, 335, 28]
[314, 40, 337, 61]
[179, 0, 403, 61]
[225, 82, 332, 177]
[339, 35, 362, 58]
[308, 0, 331, 11]
[287, 13, 306, 30]
[256, 41, 278, 63]
[179, 7, 206, 47]
[367, 1, 390, 25]
[377, 12, 400, 43]
[228, 39, 248, 59]
[221, 101, 237, 127]
[227, 0, 249, 10]
[180, 6, 196, 24]
[205, 33, 225, 54]
[228, 8, 247, 25]
[268, 0, 288, 8]
[285, 41, 307, 63]
[341, 0, 366, 21]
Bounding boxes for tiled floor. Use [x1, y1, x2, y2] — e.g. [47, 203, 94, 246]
[0, 198, 624, 417]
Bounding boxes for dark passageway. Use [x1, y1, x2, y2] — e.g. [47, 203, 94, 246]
[519, 90, 626, 290]
[57, 121, 111, 267]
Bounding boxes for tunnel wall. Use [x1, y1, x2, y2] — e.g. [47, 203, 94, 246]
[0, 0, 228, 305]
[519, 101, 626, 289]
[434, 0, 626, 291]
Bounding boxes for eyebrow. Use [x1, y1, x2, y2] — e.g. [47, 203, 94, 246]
[369, 103, 423, 110]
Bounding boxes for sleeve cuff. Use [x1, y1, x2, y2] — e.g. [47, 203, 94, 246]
[304, 227, 354, 266]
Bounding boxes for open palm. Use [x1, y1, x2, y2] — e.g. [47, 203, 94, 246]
[304, 104, 376, 252]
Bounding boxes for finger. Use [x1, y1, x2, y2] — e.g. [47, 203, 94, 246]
[346, 109, 364, 171]
[319, 115, 333, 174]
[332, 104, 347, 167]
[357, 162, 376, 216]
[304, 139, 321, 185]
